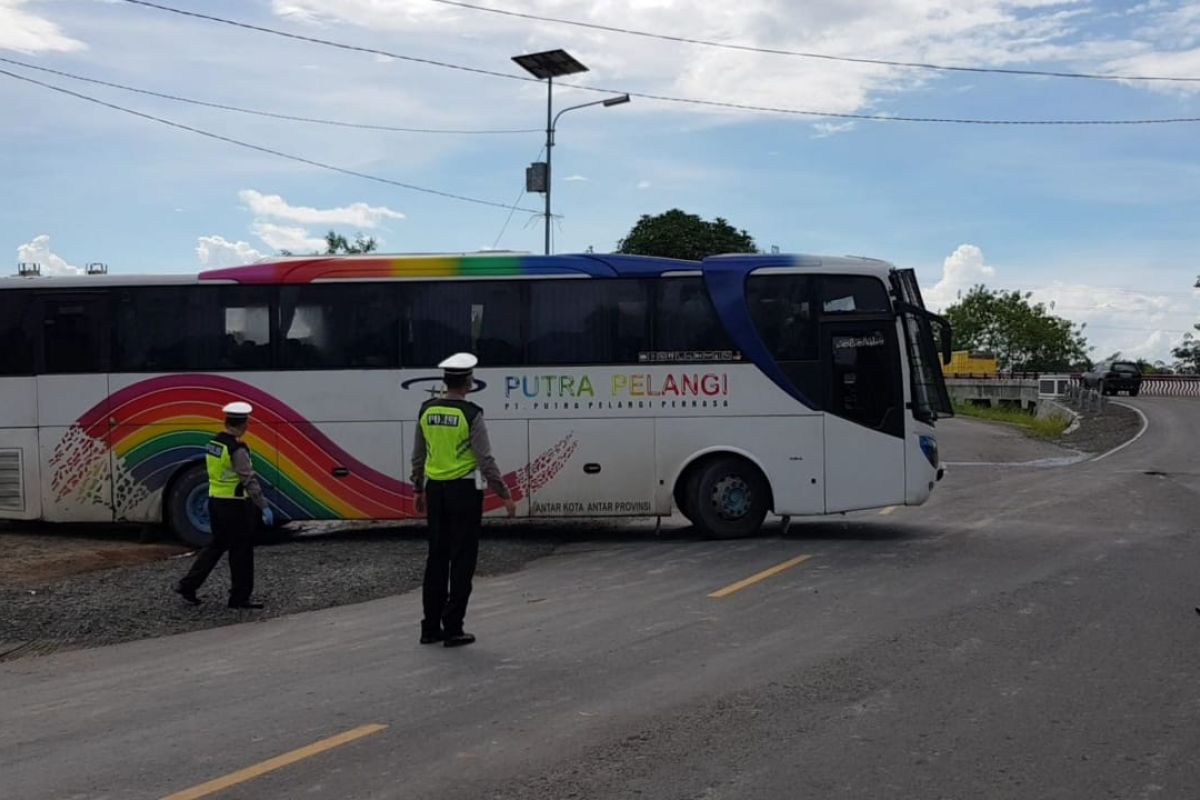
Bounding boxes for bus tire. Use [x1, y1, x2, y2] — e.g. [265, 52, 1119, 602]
[167, 464, 213, 549]
[674, 475, 699, 525]
[689, 456, 769, 539]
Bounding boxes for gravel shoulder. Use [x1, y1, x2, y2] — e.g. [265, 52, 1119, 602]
[1054, 400, 1143, 455]
[941, 401, 1143, 464]
[0, 523, 557, 661]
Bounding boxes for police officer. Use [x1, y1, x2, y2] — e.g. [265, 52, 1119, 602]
[412, 353, 516, 647]
[175, 401, 273, 609]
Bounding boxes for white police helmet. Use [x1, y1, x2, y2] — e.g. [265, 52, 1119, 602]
[438, 352, 478, 378]
[222, 401, 253, 420]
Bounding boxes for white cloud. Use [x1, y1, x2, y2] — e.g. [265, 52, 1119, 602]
[926, 244, 996, 310]
[16, 234, 81, 275]
[196, 236, 264, 268]
[925, 243, 1200, 363]
[811, 121, 856, 139]
[637, 180, 652, 190]
[237, 189, 405, 228]
[0, 0, 85, 54]
[564, 175, 589, 182]
[250, 221, 327, 254]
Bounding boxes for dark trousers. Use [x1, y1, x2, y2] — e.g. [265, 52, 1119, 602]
[179, 498, 255, 604]
[422, 479, 482, 636]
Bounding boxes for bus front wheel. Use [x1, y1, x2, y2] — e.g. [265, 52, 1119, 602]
[688, 456, 769, 539]
[167, 465, 213, 549]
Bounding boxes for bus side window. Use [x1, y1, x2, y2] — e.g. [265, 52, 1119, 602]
[218, 287, 273, 370]
[404, 281, 523, 367]
[820, 276, 891, 314]
[40, 293, 110, 374]
[653, 278, 733, 355]
[114, 287, 213, 372]
[746, 275, 816, 361]
[278, 284, 398, 369]
[0, 292, 36, 375]
[527, 279, 649, 365]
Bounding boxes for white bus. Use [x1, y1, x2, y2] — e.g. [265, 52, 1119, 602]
[0, 252, 952, 545]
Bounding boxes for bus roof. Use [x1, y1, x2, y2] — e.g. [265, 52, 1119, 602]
[1, 253, 895, 288]
[198, 252, 896, 283]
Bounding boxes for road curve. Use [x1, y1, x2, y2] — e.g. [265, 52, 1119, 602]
[2, 398, 1199, 799]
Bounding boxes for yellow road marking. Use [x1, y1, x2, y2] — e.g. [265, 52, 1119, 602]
[708, 555, 812, 599]
[161, 723, 387, 800]
[879, 506, 897, 516]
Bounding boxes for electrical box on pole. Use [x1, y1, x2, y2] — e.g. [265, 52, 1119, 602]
[526, 162, 548, 193]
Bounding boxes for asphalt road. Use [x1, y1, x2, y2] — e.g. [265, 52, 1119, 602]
[3, 398, 1198, 800]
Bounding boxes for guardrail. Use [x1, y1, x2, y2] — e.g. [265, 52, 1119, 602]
[945, 372, 1200, 397]
[1139, 376, 1200, 396]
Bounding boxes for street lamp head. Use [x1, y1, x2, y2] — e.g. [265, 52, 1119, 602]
[512, 49, 589, 80]
[603, 94, 631, 107]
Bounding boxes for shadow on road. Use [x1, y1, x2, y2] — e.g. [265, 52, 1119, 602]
[778, 519, 923, 542]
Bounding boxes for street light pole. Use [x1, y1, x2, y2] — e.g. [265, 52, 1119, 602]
[514, 50, 627, 255]
[543, 94, 630, 254]
[545, 76, 553, 256]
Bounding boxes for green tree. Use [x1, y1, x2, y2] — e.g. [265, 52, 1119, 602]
[1173, 325, 1200, 373]
[324, 231, 377, 254]
[944, 285, 1091, 372]
[278, 231, 378, 257]
[616, 209, 757, 261]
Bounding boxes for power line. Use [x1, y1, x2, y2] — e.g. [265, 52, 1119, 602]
[118, 0, 1200, 126]
[0, 68, 541, 213]
[428, 0, 1200, 84]
[119, 0, 533, 83]
[0, 56, 538, 135]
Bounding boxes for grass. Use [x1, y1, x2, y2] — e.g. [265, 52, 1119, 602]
[951, 400, 1071, 440]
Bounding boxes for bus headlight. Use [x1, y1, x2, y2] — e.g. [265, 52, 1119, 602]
[919, 435, 939, 468]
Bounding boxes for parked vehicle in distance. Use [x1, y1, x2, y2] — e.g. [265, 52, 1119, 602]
[1082, 360, 1142, 396]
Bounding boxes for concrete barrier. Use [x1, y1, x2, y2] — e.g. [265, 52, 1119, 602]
[945, 377, 1039, 411]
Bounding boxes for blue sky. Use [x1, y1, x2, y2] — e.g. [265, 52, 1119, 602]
[2, 0, 1198, 362]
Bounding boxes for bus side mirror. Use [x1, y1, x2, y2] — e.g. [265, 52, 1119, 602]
[938, 320, 952, 365]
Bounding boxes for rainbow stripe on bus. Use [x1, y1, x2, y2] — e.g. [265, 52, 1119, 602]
[200, 254, 600, 284]
[54, 374, 571, 522]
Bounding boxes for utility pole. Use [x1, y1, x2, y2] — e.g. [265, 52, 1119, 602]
[545, 76, 553, 256]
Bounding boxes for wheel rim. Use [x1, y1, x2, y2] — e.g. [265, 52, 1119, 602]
[185, 484, 212, 535]
[711, 475, 752, 521]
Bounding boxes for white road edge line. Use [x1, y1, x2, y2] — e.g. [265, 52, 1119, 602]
[1090, 401, 1149, 463]
[943, 455, 1086, 468]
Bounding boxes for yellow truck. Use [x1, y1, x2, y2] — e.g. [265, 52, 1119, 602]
[942, 350, 998, 376]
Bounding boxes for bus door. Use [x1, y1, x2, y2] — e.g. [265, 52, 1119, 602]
[820, 319, 906, 513]
[35, 292, 114, 523]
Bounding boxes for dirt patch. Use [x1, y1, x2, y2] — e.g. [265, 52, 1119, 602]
[0, 524, 188, 589]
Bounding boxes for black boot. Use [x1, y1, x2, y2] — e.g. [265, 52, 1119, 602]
[175, 584, 202, 606]
[228, 600, 264, 609]
[443, 632, 476, 648]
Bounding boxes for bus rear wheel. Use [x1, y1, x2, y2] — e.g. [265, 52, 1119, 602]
[167, 464, 213, 549]
[688, 456, 769, 539]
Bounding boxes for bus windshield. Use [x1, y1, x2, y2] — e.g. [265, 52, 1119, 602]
[892, 269, 954, 423]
